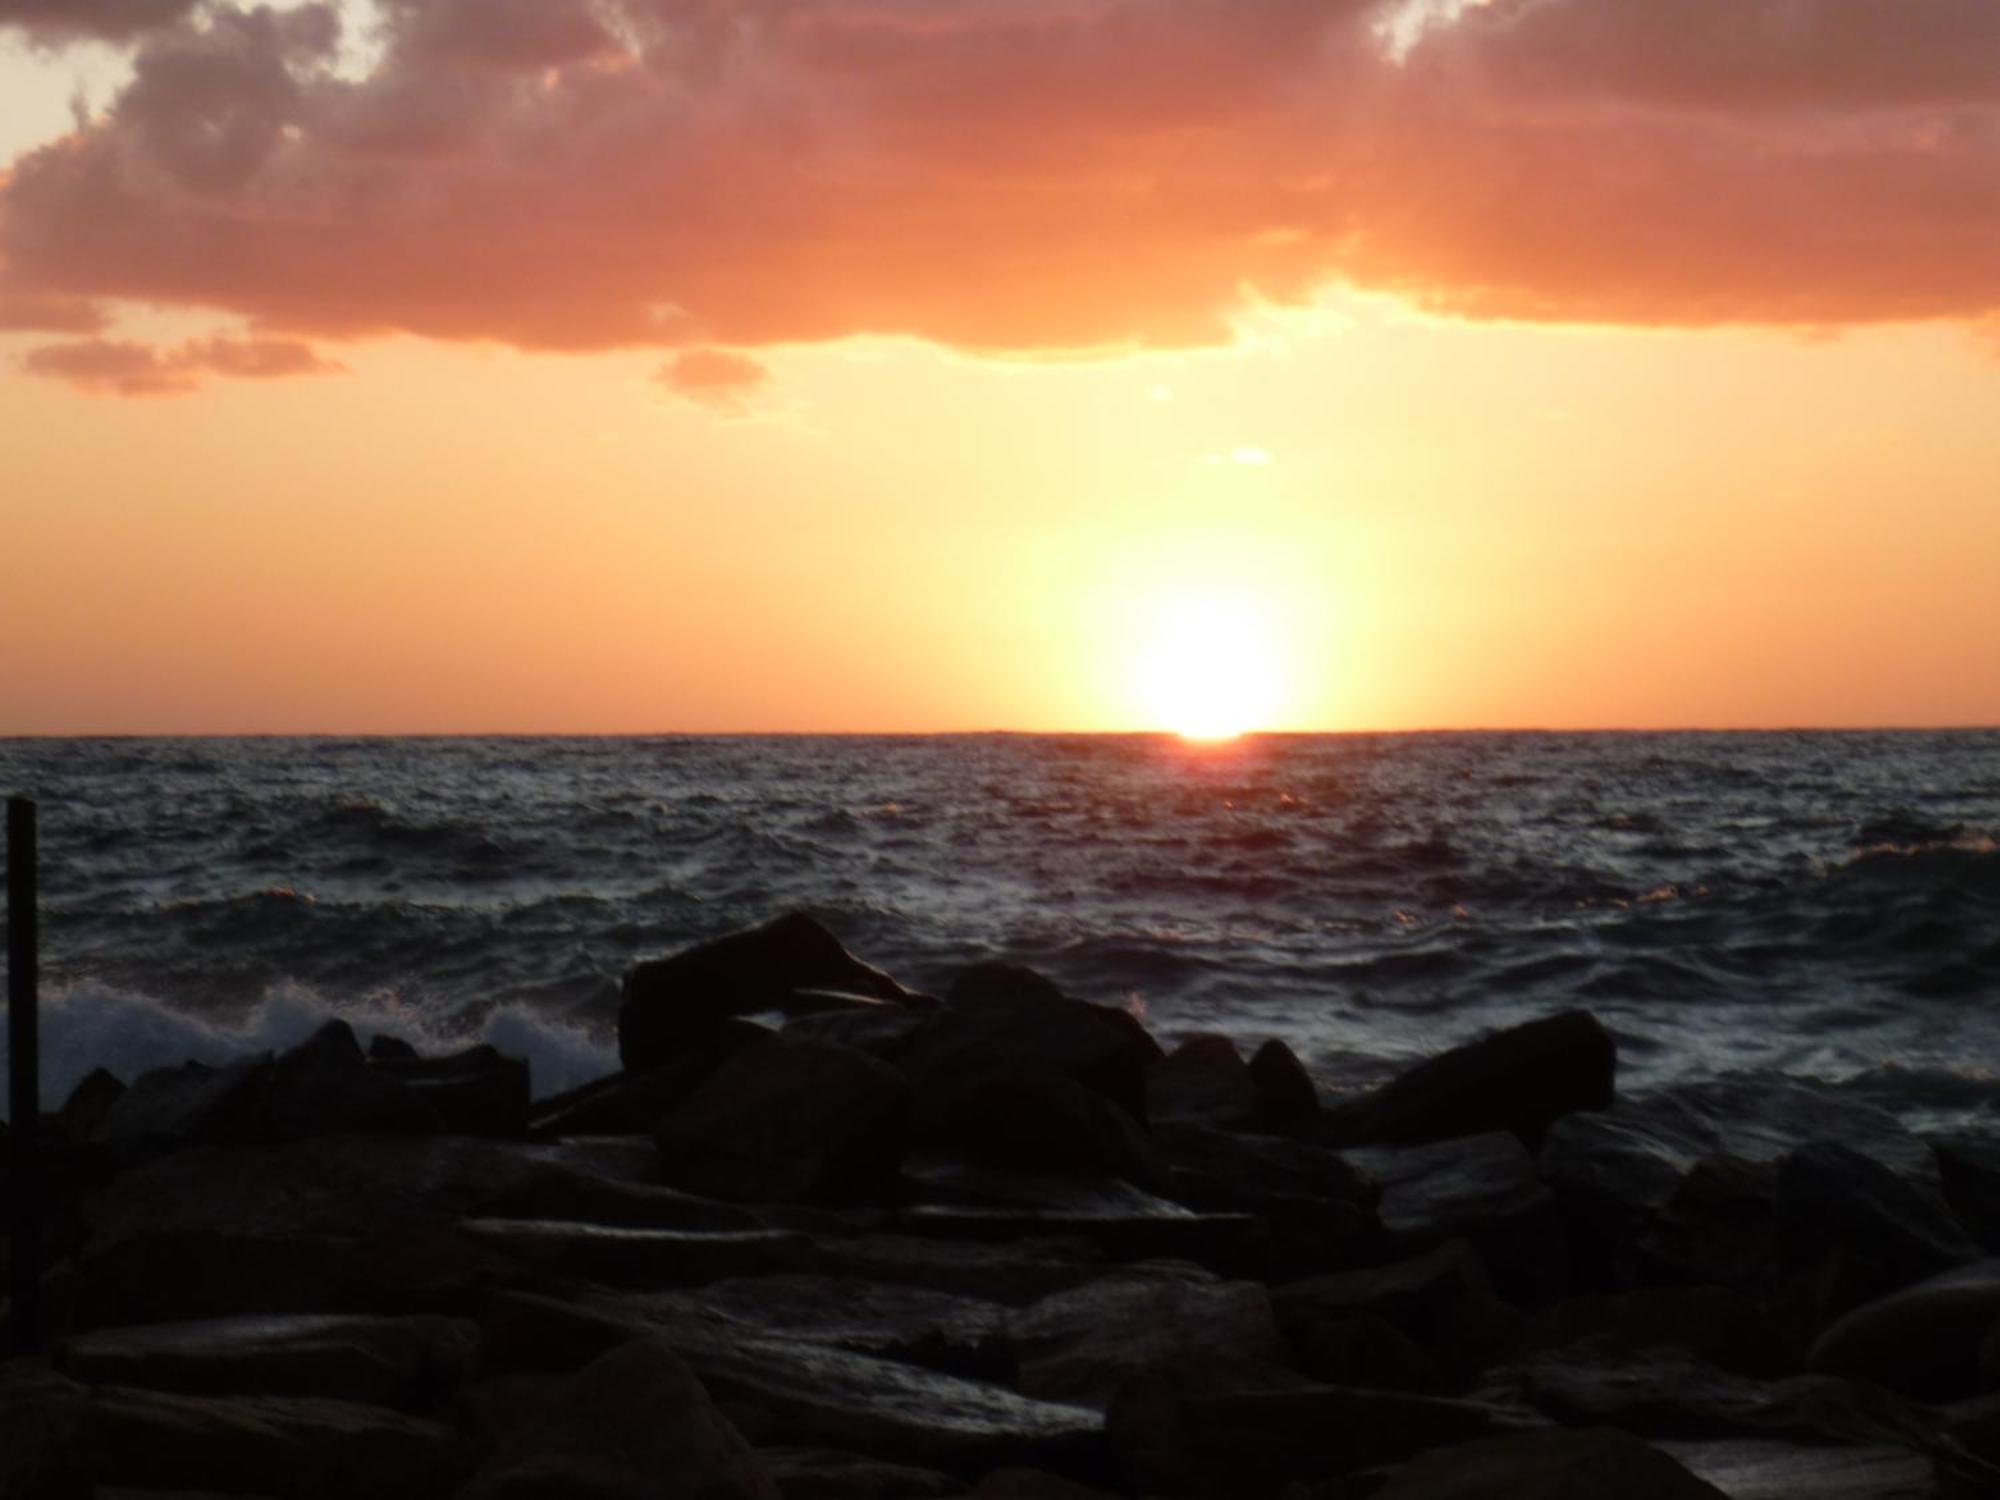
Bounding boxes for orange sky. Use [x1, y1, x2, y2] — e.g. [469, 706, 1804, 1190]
[2, 0, 1997, 733]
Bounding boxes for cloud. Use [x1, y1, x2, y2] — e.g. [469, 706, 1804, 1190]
[20, 333, 343, 393]
[1, 0, 1998, 371]
[0, 292, 107, 332]
[0, 0, 197, 43]
[655, 347, 773, 411]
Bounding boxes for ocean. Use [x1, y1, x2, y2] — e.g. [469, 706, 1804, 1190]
[2, 732, 1997, 1129]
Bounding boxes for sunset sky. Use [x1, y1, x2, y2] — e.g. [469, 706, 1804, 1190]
[2, 0, 1996, 734]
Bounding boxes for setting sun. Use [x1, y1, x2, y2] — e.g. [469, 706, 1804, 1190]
[1135, 593, 1287, 741]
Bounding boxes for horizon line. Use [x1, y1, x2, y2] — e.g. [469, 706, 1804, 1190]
[4, 723, 1998, 741]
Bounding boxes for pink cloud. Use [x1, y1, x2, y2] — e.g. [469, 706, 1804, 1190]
[21, 334, 342, 394]
[656, 347, 773, 411]
[1, 0, 1997, 368]
[0, 292, 107, 332]
[0, 0, 196, 42]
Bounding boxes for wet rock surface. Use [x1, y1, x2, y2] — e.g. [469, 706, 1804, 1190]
[6, 921, 1989, 1499]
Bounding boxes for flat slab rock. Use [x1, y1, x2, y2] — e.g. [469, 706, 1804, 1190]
[644, 1274, 1013, 1378]
[897, 1161, 1258, 1266]
[480, 1291, 1105, 1476]
[82, 1133, 757, 1248]
[1347, 1131, 1552, 1242]
[1808, 1257, 2000, 1401]
[0, 1375, 465, 1499]
[813, 1232, 1205, 1306]
[454, 1217, 817, 1287]
[56, 1313, 477, 1406]
[1006, 1276, 1286, 1406]
[1657, 1439, 1941, 1500]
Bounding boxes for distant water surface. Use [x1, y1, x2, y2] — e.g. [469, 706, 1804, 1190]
[2, 732, 1996, 1129]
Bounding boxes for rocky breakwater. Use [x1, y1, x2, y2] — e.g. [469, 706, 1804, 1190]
[4, 910, 2000, 1497]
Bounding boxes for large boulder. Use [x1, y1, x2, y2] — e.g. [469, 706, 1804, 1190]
[1540, 1075, 1939, 1288]
[908, 965, 1162, 1130]
[922, 1066, 1163, 1184]
[1247, 1039, 1320, 1131]
[89, 1054, 275, 1164]
[1349, 1132, 1569, 1306]
[1147, 1035, 1261, 1129]
[1329, 1012, 1616, 1149]
[1006, 1277, 1285, 1406]
[1107, 1357, 1523, 1497]
[531, 1021, 774, 1138]
[1514, 1285, 1790, 1378]
[1929, 1134, 2000, 1254]
[1777, 1141, 1978, 1288]
[1152, 1120, 1375, 1279]
[259, 1021, 444, 1141]
[1368, 1428, 1727, 1499]
[1808, 1258, 2000, 1401]
[455, 1335, 779, 1500]
[657, 1033, 910, 1205]
[620, 913, 919, 1071]
[1273, 1242, 1522, 1389]
[370, 1044, 530, 1138]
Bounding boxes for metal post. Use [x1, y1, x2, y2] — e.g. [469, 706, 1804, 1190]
[7, 796, 40, 1352]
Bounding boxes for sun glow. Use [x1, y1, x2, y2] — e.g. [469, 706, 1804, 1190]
[1134, 591, 1286, 741]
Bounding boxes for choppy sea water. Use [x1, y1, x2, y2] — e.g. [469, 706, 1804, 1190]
[1, 733, 1997, 1129]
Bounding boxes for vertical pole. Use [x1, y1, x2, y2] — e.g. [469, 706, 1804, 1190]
[7, 796, 40, 1353]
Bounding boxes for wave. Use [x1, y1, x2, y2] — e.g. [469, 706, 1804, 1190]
[0, 979, 617, 1122]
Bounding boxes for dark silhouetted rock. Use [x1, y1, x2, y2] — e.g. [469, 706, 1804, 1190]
[1154, 1119, 1375, 1277]
[1350, 1132, 1569, 1306]
[1776, 1141, 1977, 1286]
[1808, 1258, 2000, 1401]
[56, 1313, 478, 1408]
[1369, 1427, 1726, 1499]
[1515, 1285, 1790, 1378]
[1930, 1134, 2000, 1255]
[0, 1375, 465, 1499]
[456, 1335, 779, 1500]
[970, 1468, 1122, 1498]
[456, 1218, 816, 1288]
[1541, 1076, 1938, 1223]
[480, 1291, 1106, 1477]
[1107, 1358, 1522, 1497]
[261, 1021, 442, 1141]
[649, 1274, 1012, 1379]
[369, 1034, 420, 1061]
[915, 965, 1161, 1128]
[1330, 1012, 1615, 1149]
[1273, 1242, 1522, 1388]
[531, 1020, 774, 1138]
[760, 1445, 958, 1499]
[1296, 1312, 1442, 1393]
[371, 1044, 530, 1137]
[924, 1066, 1162, 1184]
[656, 1033, 910, 1205]
[89, 1055, 273, 1164]
[1482, 1346, 1792, 1441]
[1248, 1038, 1320, 1131]
[1007, 1276, 1285, 1406]
[56, 1067, 126, 1143]
[1148, 1035, 1260, 1129]
[1656, 1438, 1939, 1500]
[620, 913, 916, 1070]
[898, 1160, 1261, 1270]
[811, 1233, 1121, 1306]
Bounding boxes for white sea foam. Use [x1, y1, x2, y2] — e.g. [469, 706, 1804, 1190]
[0, 979, 617, 1120]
